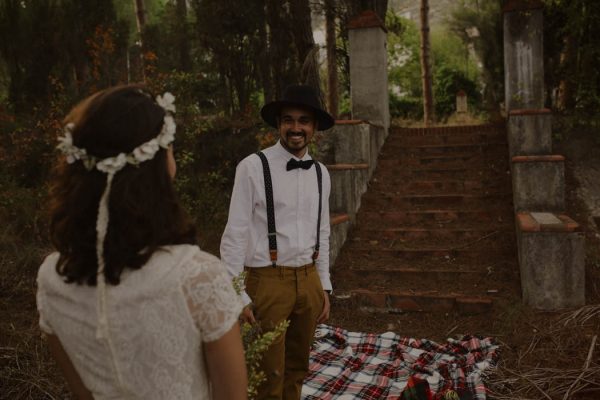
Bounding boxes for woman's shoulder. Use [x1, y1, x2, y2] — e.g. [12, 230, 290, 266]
[148, 245, 224, 278]
[36, 252, 61, 288]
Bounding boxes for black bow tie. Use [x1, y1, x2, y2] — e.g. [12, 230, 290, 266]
[286, 158, 314, 171]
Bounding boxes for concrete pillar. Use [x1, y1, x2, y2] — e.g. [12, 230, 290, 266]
[503, 1, 545, 111]
[507, 109, 552, 157]
[348, 11, 390, 131]
[512, 155, 565, 212]
[516, 212, 585, 310]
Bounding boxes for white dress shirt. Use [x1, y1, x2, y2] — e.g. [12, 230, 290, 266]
[220, 140, 332, 305]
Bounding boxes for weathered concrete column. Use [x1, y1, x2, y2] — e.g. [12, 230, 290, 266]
[512, 155, 565, 215]
[503, 0, 545, 111]
[507, 109, 552, 157]
[516, 212, 585, 310]
[348, 11, 390, 131]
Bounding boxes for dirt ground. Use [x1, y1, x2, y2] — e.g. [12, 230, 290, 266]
[1, 125, 599, 399]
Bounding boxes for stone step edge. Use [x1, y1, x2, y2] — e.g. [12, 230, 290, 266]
[330, 213, 350, 226]
[334, 119, 384, 129]
[326, 163, 369, 171]
[516, 212, 580, 232]
[508, 108, 551, 116]
[512, 154, 565, 163]
[384, 141, 508, 149]
[337, 289, 493, 313]
[345, 266, 486, 274]
[347, 247, 510, 254]
[353, 227, 513, 233]
[389, 124, 504, 137]
[357, 209, 513, 216]
[363, 193, 512, 199]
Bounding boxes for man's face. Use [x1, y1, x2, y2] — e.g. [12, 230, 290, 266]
[278, 106, 317, 157]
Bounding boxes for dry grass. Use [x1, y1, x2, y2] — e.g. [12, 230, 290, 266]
[487, 306, 600, 400]
[0, 203, 70, 399]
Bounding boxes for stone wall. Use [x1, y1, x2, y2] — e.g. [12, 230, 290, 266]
[317, 121, 387, 267]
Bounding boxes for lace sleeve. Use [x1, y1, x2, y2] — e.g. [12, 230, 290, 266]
[36, 261, 54, 335]
[181, 251, 244, 343]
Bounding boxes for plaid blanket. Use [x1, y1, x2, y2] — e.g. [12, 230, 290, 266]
[302, 325, 499, 400]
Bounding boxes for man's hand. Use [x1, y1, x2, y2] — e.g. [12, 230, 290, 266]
[317, 291, 330, 324]
[240, 305, 256, 324]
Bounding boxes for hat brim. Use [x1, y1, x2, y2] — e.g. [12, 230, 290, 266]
[261, 100, 335, 131]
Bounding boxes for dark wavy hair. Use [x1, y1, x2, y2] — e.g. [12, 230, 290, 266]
[49, 84, 197, 286]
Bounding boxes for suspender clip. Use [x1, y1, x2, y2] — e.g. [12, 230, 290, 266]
[270, 250, 277, 268]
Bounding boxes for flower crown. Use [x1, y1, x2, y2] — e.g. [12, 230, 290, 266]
[56, 92, 176, 174]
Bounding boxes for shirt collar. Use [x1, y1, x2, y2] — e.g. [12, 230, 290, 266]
[274, 140, 312, 161]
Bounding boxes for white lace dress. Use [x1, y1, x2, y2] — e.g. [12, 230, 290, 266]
[36, 244, 243, 400]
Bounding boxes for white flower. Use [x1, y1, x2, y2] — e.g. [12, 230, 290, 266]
[97, 153, 127, 173]
[156, 92, 176, 113]
[132, 138, 160, 162]
[158, 115, 176, 148]
[57, 130, 89, 164]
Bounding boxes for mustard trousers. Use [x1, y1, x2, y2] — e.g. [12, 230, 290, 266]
[245, 264, 324, 400]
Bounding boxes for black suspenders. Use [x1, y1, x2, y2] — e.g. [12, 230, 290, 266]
[256, 152, 278, 267]
[256, 151, 322, 267]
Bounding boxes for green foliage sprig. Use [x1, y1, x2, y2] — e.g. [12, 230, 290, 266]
[232, 272, 289, 400]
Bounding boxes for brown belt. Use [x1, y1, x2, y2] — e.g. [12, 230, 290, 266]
[244, 263, 315, 274]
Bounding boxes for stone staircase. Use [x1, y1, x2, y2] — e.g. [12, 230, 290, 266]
[332, 123, 520, 315]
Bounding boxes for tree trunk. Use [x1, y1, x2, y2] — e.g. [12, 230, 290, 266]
[133, 0, 146, 43]
[556, 33, 576, 111]
[176, 0, 191, 71]
[133, 0, 146, 80]
[289, 0, 322, 99]
[325, 0, 338, 118]
[419, 0, 434, 125]
[259, 2, 275, 103]
[266, 0, 286, 98]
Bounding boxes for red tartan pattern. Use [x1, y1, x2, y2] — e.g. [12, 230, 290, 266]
[302, 325, 499, 399]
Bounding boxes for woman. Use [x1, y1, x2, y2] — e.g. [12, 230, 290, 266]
[36, 85, 247, 399]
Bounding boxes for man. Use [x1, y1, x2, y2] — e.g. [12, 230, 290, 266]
[221, 84, 334, 400]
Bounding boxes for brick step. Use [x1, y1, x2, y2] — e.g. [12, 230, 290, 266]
[368, 178, 511, 194]
[343, 247, 509, 263]
[359, 192, 513, 210]
[333, 267, 511, 296]
[389, 124, 505, 137]
[382, 142, 508, 156]
[350, 227, 512, 242]
[334, 247, 518, 269]
[347, 229, 514, 249]
[337, 266, 487, 284]
[334, 289, 494, 314]
[355, 210, 513, 227]
[374, 165, 510, 180]
[385, 132, 507, 147]
[378, 152, 508, 166]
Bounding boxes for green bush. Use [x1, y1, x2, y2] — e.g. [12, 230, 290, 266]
[433, 65, 480, 119]
[389, 94, 423, 120]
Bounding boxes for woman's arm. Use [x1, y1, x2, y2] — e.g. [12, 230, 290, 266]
[46, 334, 94, 400]
[204, 322, 248, 400]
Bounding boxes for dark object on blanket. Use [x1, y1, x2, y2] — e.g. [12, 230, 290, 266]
[401, 376, 433, 400]
[400, 377, 476, 400]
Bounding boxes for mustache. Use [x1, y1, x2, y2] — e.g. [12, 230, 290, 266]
[286, 131, 306, 138]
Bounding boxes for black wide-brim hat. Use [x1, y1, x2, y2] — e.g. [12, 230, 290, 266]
[261, 85, 335, 131]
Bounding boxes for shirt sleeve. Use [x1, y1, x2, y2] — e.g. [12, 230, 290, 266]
[36, 256, 56, 335]
[181, 253, 244, 343]
[220, 158, 256, 306]
[316, 164, 332, 292]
